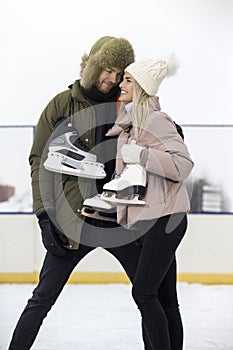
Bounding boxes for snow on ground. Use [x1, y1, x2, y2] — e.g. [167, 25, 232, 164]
[1, 283, 233, 349]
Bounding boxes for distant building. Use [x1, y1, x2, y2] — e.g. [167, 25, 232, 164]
[189, 178, 226, 213]
[0, 185, 15, 203]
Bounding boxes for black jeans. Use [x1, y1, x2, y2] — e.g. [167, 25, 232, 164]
[132, 213, 187, 350]
[8, 216, 186, 349]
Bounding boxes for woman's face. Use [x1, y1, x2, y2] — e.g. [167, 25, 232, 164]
[119, 72, 135, 102]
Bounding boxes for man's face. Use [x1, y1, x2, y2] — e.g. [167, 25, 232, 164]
[96, 67, 123, 93]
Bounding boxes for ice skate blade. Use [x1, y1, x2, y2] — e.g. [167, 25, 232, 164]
[44, 157, 106, 179]
[101, 192, 145, 205]
[81, 207, 117, 222]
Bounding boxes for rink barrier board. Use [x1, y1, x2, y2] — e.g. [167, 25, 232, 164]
[0, 272, 233, 285]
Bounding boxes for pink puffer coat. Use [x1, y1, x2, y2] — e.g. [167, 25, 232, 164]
[114, 97, 194, 228]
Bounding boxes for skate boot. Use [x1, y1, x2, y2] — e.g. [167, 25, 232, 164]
[101, 164, 146, 205]
[81, 194, 117, 222]
[43, 132, 106, 179]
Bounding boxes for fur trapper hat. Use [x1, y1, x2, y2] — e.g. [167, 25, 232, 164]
[126, 54, 179, 96]
[80, 36, 135, 90]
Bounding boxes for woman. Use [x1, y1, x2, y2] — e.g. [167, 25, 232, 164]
[104, 57, 194, 349]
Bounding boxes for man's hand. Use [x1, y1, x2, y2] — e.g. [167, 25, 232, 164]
[37, 211, 68, 257]
[121, 141, 145, 164]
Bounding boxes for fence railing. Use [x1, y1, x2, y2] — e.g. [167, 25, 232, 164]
[0, 124, 232, 214]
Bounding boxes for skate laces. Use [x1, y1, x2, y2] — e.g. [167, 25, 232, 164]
[115, 165, 129, 178]
[70, 135, 90, 153]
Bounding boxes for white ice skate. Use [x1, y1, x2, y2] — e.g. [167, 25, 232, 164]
[81, 194, 117, 222]
[43, 132, 106, 179]
[101, 164, 146, 205]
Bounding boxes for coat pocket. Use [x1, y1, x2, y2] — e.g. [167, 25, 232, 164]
[147, 174, 166, 205]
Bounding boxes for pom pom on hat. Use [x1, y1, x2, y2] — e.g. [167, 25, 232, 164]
[165, 53, 180, 77]
[125, 53, 179, 96]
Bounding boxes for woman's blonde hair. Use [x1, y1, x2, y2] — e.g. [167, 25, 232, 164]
[120, 80, 150, 141]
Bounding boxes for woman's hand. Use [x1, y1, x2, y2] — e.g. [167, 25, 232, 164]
[121, 141, 145, 164]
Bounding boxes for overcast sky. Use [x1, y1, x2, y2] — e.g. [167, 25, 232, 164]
[1, 0, 233, 125]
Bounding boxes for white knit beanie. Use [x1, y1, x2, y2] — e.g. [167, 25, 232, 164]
[125, 55, 179, 96]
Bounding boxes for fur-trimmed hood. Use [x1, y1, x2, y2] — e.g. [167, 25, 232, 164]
[80, 36, 135, 90]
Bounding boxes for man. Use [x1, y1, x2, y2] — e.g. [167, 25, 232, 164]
[8, 36, 181, 349]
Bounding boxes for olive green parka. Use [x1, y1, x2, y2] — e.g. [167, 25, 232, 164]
[29, 80, 106, 246]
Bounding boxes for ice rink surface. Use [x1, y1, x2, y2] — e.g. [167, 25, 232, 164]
[1, 283, 233, 350]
